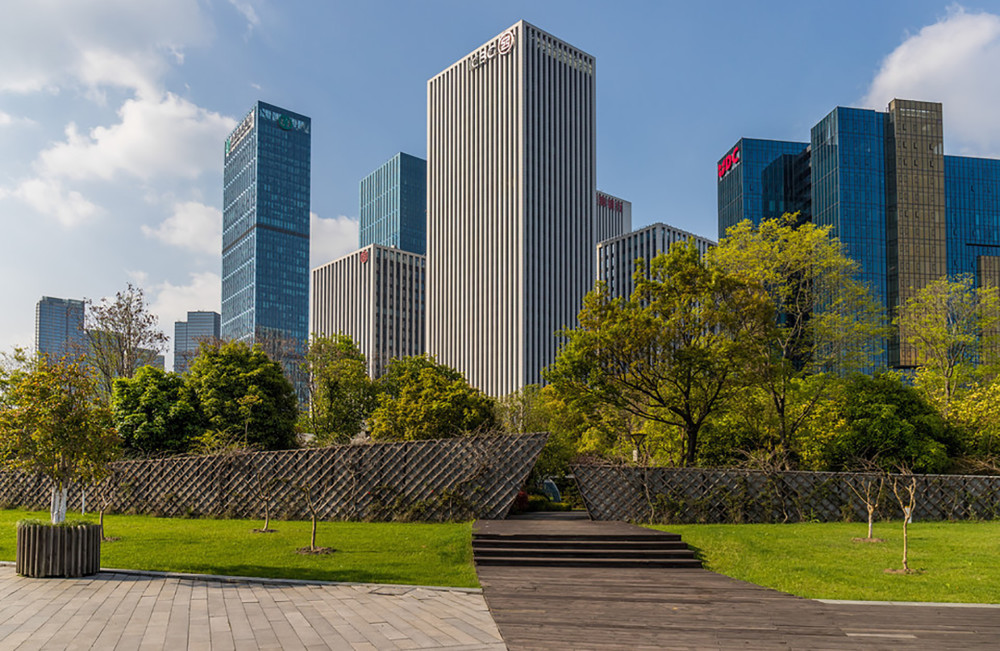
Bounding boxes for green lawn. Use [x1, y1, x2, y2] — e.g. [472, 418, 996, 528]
[651, 520, 1000, 604]
[0, 510, 478, 588]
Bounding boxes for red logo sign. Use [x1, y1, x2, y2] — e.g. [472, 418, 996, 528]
[718, 145, 741, 180]
[360, 250, 369, 264]
[497, 29, 516, 55]
[597, 194, 624, 214]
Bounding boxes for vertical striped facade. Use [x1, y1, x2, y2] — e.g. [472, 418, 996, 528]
[596, 191, 632, 244]
[311, 245, 425, 377]
[427, 20, 596, 397]
[597, 223, 716, 300]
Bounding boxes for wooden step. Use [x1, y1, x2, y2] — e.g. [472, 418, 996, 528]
[474, 556, 703, 568]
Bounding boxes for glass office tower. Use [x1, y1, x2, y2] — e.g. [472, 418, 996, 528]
[174, 311, 221, 373]
[35, 296, 85, 360]
[221, 101, 311, 347]
[359, 152, 427, 255]
[946, 155, 1000, 288]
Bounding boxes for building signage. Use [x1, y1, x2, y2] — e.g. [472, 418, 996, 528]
[598, 194, 624, 214]
[718, 145, 741, 181]
[259, 107, 309, 133]
[360, 250, 370, 264]
[467, 29, 516, 70]
[225, 110, 255, 157]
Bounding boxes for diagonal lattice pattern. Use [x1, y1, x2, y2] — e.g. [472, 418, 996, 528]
[573, 465, 1000, 524]
[0, 434, 547, 522]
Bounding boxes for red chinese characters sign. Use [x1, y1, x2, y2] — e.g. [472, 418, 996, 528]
[718, 145, 741, 181]
[598, 194, 624, 214]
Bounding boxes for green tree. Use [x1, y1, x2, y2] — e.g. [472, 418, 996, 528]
[895, 274, 1000, 413]
[186, 341, 298, 451]
[823, 373, 953, 473]
[369, 355, 495, 440]
[0, 354, 120, 523]
[111, 366, 202, 455]
[84, 283, 168, 397]
[302, 334, 376, 445]
[711, 215, 885, 464]
[546, 240, 768, 466]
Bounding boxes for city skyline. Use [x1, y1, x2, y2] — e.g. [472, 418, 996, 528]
[2, 2, 1000, 368]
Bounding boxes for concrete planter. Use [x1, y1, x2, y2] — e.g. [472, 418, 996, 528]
[16, 523, 101, 578]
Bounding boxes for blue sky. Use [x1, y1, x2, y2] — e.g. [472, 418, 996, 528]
[2, 1, 1000, 367]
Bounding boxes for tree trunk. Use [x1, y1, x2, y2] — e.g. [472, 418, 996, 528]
[684, 424, 698, 467]
[867, 505, 874, 539]
[50, 484, 68, 524]
[901, 507, 910, 571]
[310, 515, 317, 551]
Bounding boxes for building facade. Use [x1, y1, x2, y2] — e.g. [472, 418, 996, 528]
[597, 223, 716, 300]
[312, 245, 425, 378]
[427, 20, 596, 396]
[718, 98, 1000, 370]
[359, 152, 427, 255]
[35, 296, 85, 360]
[174, 311, 221, 373]
[595, 191, 632, 245]
[221, 101, 311, 348]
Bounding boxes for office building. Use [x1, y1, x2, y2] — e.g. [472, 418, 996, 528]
[718, 98, 1000, 369]
[359, 153, 427, 255]
[596, 191, 632, 245]
[312, 245, 425, 377]
[427, 20, 596, 396]
[221, 101, 311, 348]
[35, 296, 85, 360]
[174, 311, 221, 373]
[597, 224, 715, 300]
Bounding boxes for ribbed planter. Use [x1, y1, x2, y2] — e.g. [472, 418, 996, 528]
[16, 523, 102, 578]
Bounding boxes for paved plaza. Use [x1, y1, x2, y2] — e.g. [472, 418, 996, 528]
[0, 565, 505, 650]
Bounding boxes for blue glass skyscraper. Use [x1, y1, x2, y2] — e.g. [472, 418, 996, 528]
[35, 296, 85, 360]
[174, 310, 221, 373]
[221, 101, 311, 346]
[717, 138, 810, 237]
[359, 152, 426, 254]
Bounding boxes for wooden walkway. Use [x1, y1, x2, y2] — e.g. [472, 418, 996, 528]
[475, 514, 1000, 650]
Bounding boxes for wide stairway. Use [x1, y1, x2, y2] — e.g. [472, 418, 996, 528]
[473, 511, 702, 569]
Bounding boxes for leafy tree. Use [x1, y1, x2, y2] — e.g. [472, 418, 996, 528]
[711, 215, 886, 464]
[303, 334, 377, 445]
[0, 355, 120, 523]
[546, 240, 768, 466]
[369, 355, 495, 440]
[822, 374, 953, 473]
[896, 274, 1000, 413]
[185, 341, 298, 451]
[111, 366, 202, 455]
[84, 283, 168, 397]
[951, 380, 1000, 470]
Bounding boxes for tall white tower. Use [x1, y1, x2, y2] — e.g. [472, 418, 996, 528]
[427, 20, 597, 396]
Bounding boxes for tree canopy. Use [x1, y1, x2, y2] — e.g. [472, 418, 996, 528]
[111, 366, 201, 455]
[302, 334, 377, 445]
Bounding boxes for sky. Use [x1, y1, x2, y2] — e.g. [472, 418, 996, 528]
[2, 0, 1000, 368]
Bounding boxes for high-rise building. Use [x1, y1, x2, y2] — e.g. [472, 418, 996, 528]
[35, 296, 85, 360]
[221, 101, 311, 348]
[174, 311, 221, 373]
[597, 224, 715, 300]
[718, 98, 1000, 370]
[359, 153, 427, 255]
[427, 20, 596, 396]
[596, 191, 632, 245]
[312, 245, 426, 377]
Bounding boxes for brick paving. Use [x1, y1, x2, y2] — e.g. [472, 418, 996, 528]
[0, 565, 506, 650]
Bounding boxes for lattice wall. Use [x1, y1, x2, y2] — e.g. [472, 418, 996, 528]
[573, 465, 1000, 524]
[0, 434, 547, 522]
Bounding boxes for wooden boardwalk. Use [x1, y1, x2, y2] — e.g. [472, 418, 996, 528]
[475, 514, 1000, 650]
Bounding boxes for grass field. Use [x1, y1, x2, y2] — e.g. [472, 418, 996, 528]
[0, 509, 478, 588]
[651, 520, 1000, 604]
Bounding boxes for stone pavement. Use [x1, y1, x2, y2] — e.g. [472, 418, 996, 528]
[0, 565, 506, 650]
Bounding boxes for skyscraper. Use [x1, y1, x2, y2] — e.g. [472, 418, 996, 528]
[35, 296, 85, 360]
[221, 101, 311, 347]
[427, 21, 596, 396]
[312, 245, 425, 377]
[174, 311, 221, 373]
[595, 191, 632, 246]
[597, 224, 715, 300]
[359, 152, 427, 255]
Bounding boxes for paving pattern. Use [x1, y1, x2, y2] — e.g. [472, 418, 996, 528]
[0, 566, 506, 650]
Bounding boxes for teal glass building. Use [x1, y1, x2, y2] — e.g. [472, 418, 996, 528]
[35, 296, 85, 360]
[221, 101, 311, 346]
[359, 152, 426, 254]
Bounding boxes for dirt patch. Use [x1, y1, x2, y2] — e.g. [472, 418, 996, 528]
[296, 546, 334, 555]
[884, 568, 924, 575]
[851, 537, 885, 543]
[252, 528, 278, 534]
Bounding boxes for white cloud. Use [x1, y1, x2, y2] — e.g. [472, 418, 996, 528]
[864, 7, 1000, 157]
[228, 0, 262, 37]
[142, 201, 222, 255]
[0, 177, 100, 227]
[311, 212, 361, 269]
[38, 92, 236, 182]
[0, 0, 210, 95]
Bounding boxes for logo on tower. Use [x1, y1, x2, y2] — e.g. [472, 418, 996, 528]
[360, 250, 370, 264]
[277, 115, 293, 131]
[497, 29, 516, 55]
[468, 29, 517, 70]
